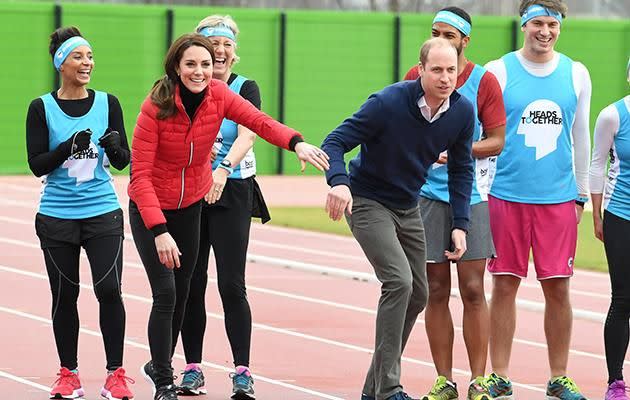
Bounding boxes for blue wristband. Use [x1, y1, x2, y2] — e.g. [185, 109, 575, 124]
[218, 163, 234, 175]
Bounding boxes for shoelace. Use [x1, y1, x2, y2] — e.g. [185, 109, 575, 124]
[553, 376, 581, 394]
[485, 374, 507, 388]
[181, 369, 201, 384]
[53, 369, 77, 386]
[429, 378, 451, 394]
[110, 370, 135, 387]
[230, 372, 252, 387]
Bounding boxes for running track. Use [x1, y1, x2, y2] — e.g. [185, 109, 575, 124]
[0, 176, 618, 399]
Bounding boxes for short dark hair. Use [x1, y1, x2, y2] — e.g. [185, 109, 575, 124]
[49, 26, 83, 60]
[439, 6, 472, 26]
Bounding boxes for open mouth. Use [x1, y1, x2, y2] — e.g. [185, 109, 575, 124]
[78, 69, 91, 78]
[214, 57, 227, 66]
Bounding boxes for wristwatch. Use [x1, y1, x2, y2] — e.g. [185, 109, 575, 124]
[218, 159, 234, 175]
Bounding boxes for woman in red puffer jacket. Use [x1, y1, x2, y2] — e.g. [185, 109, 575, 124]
[128, 33, 328, 400]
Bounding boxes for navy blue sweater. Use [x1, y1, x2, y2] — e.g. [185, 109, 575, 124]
[321, 79, 474, 231]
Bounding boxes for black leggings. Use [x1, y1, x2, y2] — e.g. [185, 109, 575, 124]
[129, 200, 201, 387]
[43, 236, 125, 371]
[604, 210, 630, 383]
[181, 186, 253, 367]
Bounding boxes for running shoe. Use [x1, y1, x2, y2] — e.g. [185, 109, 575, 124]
[546, 376, 587, 400]
[467, 376, 491, 400]
[361, 394, 375, 400]
[605, 380, 629, 400]
[421, 376, 458, 400]
[485, 372, 513, 399]
[388, 392, 418, 400]
[231, 367, 255, 399]
[154, 384, 178, 400]
[141, 361, 158, 396]
[178, 365, 207, 395]
[100, 367, 135, 400]
[50, 367, 84, 399]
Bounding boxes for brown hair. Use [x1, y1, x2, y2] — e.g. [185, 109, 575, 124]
[149, 33, 215, 120]
[49, 26, 83, 59]
[518, 0, 568, 19]
[419, 37, 457, 65]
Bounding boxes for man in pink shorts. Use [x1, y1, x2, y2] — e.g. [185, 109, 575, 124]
[483, 1, 591, 399]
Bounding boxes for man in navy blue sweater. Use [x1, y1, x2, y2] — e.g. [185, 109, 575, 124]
[321, 37, 474, 400]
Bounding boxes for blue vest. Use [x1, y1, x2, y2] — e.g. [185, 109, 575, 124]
[605, 98, 630, 221]
[420, 64, 487, 204]
[212, 75, 256, 179]
[490, 52, 578, 204]
[39, 91, 120, 219]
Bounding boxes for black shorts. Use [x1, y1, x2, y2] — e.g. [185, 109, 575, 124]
[35, 208, 124, 249]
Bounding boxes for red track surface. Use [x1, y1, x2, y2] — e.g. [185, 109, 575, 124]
[0, 176, 620, 399]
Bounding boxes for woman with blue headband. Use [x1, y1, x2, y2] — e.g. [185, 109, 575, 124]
[589, 59, 630, 400]
[177, 15, 263, 399]
[25, 26, 134, 400]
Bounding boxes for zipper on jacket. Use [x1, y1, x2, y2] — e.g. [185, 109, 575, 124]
[177, 141, 194, 209]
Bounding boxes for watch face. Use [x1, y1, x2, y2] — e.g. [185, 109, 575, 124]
[222, 160, 232, 167]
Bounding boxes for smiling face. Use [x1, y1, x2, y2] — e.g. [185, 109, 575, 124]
[522, 15, 560, 61]
[208, 36, 236, 81]
[176, 45, 214, 93]
[59, 45, 93, 87]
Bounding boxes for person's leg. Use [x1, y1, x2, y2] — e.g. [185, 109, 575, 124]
[83, 235, 125, 371]
[540, 278, 571, 377]
[129, 202, 177, 388]
[210, 203, 253, 368]
[180, 205, 212, 365]
[456, 259, 489, 379]
[603, 210, 630, 385]
[43, 245, 81, 371]
[425, 262, 454, 379]
[348, 197, 414, 400]
[486, 196, 530, 379]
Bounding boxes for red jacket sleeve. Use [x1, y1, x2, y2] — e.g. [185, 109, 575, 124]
[477, 71, 506, 130]
[403, 65, 419, 81]
[214, 80, 302, 150]
[127, 97, 167, 230]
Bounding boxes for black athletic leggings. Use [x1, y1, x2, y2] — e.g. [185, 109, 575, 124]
[604, 210, 630, 383]
[181, 180, 253, 367]
[42, 235, 125, 371]
[129, 200, 201, 387]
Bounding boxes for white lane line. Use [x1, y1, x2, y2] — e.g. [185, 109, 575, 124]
[0, 265, 544, 394]
[0, 305, 344, 400]
[0, 369, 50, 392]
[0, 234, 617, 366]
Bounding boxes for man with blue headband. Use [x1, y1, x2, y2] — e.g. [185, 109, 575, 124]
[405, 7, 506, 400]
[483, 1, 591, 399]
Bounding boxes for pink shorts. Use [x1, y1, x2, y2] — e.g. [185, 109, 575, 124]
[487, 195, 577, 280]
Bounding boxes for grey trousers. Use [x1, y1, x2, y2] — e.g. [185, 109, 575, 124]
[346, 196, 428, 400]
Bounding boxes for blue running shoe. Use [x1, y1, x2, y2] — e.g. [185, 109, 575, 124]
[485, 373, 513, 399]
[361, 394, 375, 400]
[230, 368, 255, 399]
[546, 376, 587, 400]
[177, 365, 206, 396]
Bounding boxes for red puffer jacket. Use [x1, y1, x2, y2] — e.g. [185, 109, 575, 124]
[129, 79, 301, 229]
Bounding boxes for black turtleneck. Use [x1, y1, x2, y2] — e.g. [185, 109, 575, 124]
[179, 82, 205, 121]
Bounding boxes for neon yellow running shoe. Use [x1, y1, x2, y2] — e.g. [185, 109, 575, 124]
[422, 376, 458, 400]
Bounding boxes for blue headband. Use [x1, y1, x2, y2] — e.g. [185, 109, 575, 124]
[198, 24, 236, 43]
[521, 4, 563, 26]
[433, 11, 472, 37]
[53, 36, 91, 71]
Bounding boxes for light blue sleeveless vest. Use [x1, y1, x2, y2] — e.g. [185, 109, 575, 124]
[212, 75, 257, 179]
[39, 91, 120, 219]
[605, 98, 630, 220]
[420, 64, 487, 204]
[490, 52, 578, 204]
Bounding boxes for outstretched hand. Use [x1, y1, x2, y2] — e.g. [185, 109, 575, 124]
[294, 142, 330, 172]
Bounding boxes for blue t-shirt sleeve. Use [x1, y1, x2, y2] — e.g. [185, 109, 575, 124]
[447, 100, 475, 231]
[321, 94, 385, 187]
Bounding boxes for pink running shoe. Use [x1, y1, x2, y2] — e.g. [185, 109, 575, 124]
[101, 367, 135, 400]
[50, 367, 84, 399]
[606, 380, 630, 400]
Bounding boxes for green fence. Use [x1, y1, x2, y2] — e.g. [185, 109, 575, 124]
[2, 1, 629, 175]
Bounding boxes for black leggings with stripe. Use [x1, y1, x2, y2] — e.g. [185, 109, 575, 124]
[604, 210, 630, 383]
[42, 235, 125, 371]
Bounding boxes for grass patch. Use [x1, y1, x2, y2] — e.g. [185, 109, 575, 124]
[266, 207, 608, 273]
